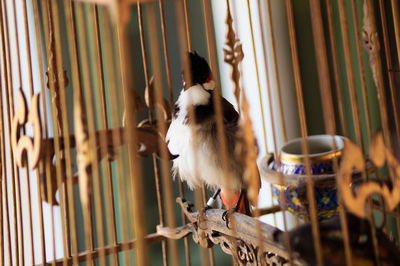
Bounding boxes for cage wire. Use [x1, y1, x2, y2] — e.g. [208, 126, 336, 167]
[0, 0, 400, 265]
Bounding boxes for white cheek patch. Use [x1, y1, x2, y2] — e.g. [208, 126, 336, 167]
[203, 80, 215, 91]
[179, 84, 210, 107]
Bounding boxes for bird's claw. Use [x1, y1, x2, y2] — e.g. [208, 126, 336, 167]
[222, 210, 232, 228]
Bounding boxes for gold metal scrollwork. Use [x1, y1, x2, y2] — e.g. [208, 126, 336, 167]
[11, 89, 42, 169]
[223, 0, 244, 109]
[340, 133, 400, 218]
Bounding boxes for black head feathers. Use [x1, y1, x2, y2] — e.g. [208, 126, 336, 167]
[183, 51, 211, 86]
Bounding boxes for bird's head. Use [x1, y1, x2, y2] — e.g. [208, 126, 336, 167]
[183, 51, 214, 91]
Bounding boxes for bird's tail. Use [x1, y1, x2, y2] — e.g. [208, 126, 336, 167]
[220, 190, 252, 216]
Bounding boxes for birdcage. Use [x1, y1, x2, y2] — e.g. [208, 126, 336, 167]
[1, 0, 400, 265]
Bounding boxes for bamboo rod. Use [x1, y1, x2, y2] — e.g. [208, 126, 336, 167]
[309, 0, 335, 134]
[176, 0, 228, 264]
[137, 3, 169, 266]
[82, 5, 111, 266]
[325, 0, 347, 136]
[61, 1, 89, 264]
[158, 0, 174, 110]
[337, 0, 364, 148]
[13, 0, 37, 263]
[32, 0, 52, 263]
[337, 0, 381, 264]
[252, 0, 294, 262]
[285, 1, 323, 265]
[93, 5, 120, 265]
[115, 4, 149, 265]
[39, 1, 65, 264]
[391, 0, 400, 84]
[63, 1, 95, 264]
[45, 1, 72, 264]
[183, 0, 192, 51]
[351, 0, 373, 142]
[74, 2, 108, 265]
[158, 0, 191, 264]
[146, 4, 182, 266]
[264, 0, 287, 144]
[388, 0, 400, 144]
[198, 0, 237, 263]
[184, 1, 213, 264]
[0, 3, 12, 263]
[245, 0, 269, 154]
[100, 9, 131, 265]
[309, 1, 353, 265]
[261, 0, 280, 228]
[1, 0, 24, 263]
[379, 0, 400, 241]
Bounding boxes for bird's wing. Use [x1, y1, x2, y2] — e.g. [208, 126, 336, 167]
[221, 97, 239, 129]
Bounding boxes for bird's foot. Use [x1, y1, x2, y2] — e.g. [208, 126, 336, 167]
[222, 209, 234, 229]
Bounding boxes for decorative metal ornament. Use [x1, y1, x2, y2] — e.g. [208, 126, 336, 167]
[46, 20, 69, 136]
[11, 89, 42, 169]
[339, 133, 400, 218]
[157, 198, 292, 266]
[223, 0, 244, 110]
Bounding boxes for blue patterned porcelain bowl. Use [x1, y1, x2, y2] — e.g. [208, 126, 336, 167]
[274, 135, 344, 175]
[259, 136, 360, 221]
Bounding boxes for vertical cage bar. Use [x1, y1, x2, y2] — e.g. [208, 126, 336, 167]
[145, 4, 182, 265]
[183, 0, 192, 51]
[338, 0, 382, 264]
[1, 0, 24, 263]
[31, 0, 49, 262]
[175, 1, 215, 265]
[137, 3, 169, 266]
[73, 2, 107, 265]
[245, 0, 269, 155]
[0, 85, 3, 266]
[79, 4, 110, 265]
[93, 5, 120, 265]
[263, 0, 287, 144]
[39, 1, 65, 264]
[158, 0, 174, 109]
[64, 1, 95, 264]
[45, 0, 71, 263]
[61, 1, 88, 264]
[20, 0, 48, 263]
[0, 7, 9, 264]
[115, 4, 149, 265]
[252, 0, 294, 260]
[391, 0, 400, 78]
[309, 1, 353, 265]
[50, 0, 87, 264]
[325, 0, 348, 136]
[381, 0, 400, 149]
[0, 2, 14, 264]
[260, 0, 283, 228]
[309, 0, 335, 134]
[182, 2, 213, 264]
[99, 9, 132, 265]
[350, 0, 373, 142]
[159, 0, 192, 261]
[285, 1, 324, 265]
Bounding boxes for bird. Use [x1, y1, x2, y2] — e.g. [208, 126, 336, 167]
[166, 51, 260, 217]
